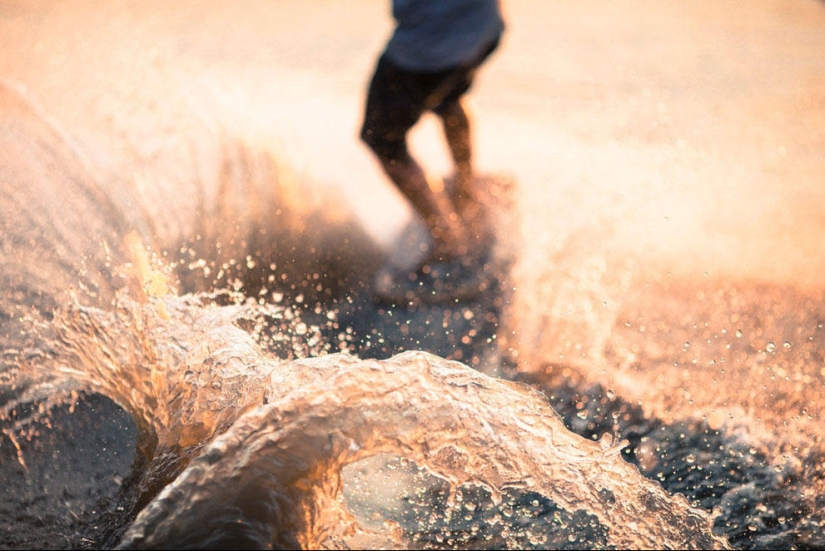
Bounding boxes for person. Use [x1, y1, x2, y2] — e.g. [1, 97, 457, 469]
[360, 0, 505, 294]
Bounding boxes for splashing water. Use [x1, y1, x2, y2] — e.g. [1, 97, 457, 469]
[7, 286, 726, 550]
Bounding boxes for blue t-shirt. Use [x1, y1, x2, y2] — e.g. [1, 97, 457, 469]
[384, 0, 504, 72]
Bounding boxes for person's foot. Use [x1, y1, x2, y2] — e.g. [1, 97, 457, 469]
[449, 180, 494, 258]
[373, 249, 494, 305]
[423, 173, 474, 259]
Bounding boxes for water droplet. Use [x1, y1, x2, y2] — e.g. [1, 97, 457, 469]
[735, 329, 743, 338]
[783, 341, 791, 349]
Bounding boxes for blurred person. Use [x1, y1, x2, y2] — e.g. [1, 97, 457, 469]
[361, 0, 505, 295]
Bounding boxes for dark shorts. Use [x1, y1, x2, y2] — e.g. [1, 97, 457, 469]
[360, 37, 500, 162]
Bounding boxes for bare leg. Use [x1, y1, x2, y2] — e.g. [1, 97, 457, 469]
[380, 154, 469, 260]
[438, 100, 473, 209]
[438, 100, 489, 247]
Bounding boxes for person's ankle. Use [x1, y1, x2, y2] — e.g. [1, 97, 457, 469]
[428, 236, 469, 262]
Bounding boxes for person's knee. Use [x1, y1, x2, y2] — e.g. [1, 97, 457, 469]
[360, 125, 407, 163]
[360, 124, 380, 152]
[436, 103, 470, 135]
[435, 99, 467, 123]
[360, 126, 388, 162]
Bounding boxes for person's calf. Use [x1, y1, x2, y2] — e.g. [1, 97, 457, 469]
[381, 158, 470, 261]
